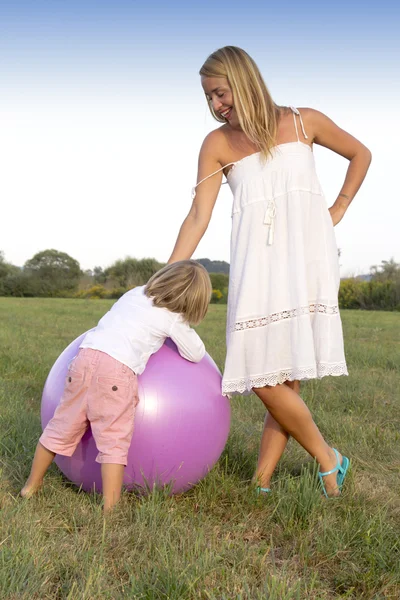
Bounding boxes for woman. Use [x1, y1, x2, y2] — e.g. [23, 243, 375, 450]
[168, 46, 371, 497]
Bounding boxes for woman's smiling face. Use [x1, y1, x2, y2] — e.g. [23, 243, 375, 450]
[201, 76, 238, 127]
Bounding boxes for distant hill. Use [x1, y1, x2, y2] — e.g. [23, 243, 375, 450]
[355, 274, 372, 282]
[197, 258, 230, 274]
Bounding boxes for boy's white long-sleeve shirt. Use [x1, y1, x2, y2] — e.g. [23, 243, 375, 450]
[79, 286, 205, 374]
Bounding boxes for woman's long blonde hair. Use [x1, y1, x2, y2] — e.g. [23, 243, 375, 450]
[200, 46, 279, 159]
[145, 260, 212, 326]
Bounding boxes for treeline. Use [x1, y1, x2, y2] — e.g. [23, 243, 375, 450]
[1, 250, 399, 310]
[0, 250, 229, 303]
[339, 259, 400, 311]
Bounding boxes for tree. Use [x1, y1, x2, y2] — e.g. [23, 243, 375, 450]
[1, 271, 43, 297]
[93, 266, 107, 284]
[0, 251, 9, 279]
[104, 257, 163, 288]
[24, 249, 82, 295]
[370, 258, 400, 282]
[0, 251, 19, 279]
[0, 251, 20, 295]
[197, 258, 230, 274]
[209, 272, 229, 291]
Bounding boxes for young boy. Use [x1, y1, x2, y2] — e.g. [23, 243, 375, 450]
[21, 260, 212, 511]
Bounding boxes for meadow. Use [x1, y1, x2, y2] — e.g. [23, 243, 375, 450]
[0, 298, 399, 599]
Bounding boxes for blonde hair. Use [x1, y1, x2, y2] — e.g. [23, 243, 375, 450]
[200, 46, 279, 159]
[145, 260, 212, 325]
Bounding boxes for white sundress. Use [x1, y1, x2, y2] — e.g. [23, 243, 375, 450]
[193, 107, 348, 396]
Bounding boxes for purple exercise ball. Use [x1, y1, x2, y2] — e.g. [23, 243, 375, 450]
[41, 332, 231, 495]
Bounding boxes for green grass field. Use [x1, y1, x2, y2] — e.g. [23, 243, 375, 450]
[0, 298, 399, 599]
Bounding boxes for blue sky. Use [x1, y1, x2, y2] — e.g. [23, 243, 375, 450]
[2, 1, 398, 73]
[1, 0, 399, 275]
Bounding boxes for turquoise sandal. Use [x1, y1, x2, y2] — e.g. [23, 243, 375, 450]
[256, 486, 271, 495]
[318, 448, 350, 498]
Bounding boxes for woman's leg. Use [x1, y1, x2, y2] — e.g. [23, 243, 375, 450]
[20, 442, 56, 497]
[253, 382, 342, 496]
[254, 381, 299, 488]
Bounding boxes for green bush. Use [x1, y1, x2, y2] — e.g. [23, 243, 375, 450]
[108, 287, 128, 299]
[74, 285, 131, 300]
[339, 278, 400, 311]
[1, 272, 45, 297]
[209, 273, 229, 305]
[361, 280, 399, 310]
[339, 278, 361, 309]
[211, 289, 223, 304]
[75, 285, 108, 299]
[209, 273, 229, 291]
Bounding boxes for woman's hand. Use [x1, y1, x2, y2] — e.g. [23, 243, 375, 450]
[329, 203, 347, 226]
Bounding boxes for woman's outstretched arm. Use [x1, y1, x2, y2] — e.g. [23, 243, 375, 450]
[168, 131, 225, 263]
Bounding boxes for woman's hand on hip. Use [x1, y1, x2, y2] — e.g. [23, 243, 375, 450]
[329, 203, 347, 226]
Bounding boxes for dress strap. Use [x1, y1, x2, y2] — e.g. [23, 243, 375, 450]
[264, 200, 276, 245]
[191, 163, 235, 199]
[290, 106, 308, 141]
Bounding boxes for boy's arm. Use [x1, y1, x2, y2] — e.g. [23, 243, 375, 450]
[169, 317, 205, 363]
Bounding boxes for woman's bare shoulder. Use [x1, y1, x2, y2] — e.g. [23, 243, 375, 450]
[199, 126, 229, 162]
[298, 107, 370, 158]
[297, 107, 336, 130]
[297, 107, 333, 141]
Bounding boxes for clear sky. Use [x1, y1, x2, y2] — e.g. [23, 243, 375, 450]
[1, 0, 399, 277]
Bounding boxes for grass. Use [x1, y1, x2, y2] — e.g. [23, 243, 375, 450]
[0, 298, 399, 599]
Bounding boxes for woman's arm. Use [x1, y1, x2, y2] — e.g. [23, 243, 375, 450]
[309, 109, 372, 226]
[168, 131, 225, 263]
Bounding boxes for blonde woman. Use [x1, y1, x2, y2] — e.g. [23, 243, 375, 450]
[21, 261, 212, 511]
[168, 46, 371, 497]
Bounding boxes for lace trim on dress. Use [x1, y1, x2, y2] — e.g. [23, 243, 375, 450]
[233, 303, 339, 332]
[222, 362, 348, 394]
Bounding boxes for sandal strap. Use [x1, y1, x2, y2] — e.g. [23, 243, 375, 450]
[319, 448, 343, 477]
[319, 465, 339, 477]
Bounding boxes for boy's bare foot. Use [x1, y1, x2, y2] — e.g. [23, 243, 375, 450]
[21, 442, 56, 498]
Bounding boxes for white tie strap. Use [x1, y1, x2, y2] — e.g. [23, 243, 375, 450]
[290, 106, 308, 140]
[264, 200, 277, 245]
[191, 162, 236, 200]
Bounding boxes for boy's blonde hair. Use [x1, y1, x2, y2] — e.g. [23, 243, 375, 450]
[145, 260, 212, 325]
[200, 46, 279, 160]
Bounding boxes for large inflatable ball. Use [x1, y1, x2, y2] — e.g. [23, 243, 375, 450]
[41, 332, 230, 495]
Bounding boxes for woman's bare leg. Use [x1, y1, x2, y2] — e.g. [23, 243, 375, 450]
[254, 381, 299, 488]
[253, 383, 341, 496]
